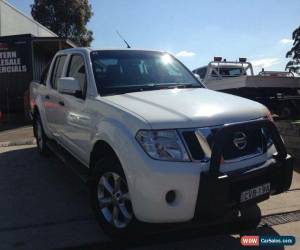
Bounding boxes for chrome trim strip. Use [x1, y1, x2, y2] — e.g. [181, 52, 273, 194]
[195, 128, 212, 158]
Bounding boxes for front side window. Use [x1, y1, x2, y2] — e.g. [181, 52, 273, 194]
[67, 54, 87, 98]
[50, 55, 67, 89]
[90, 50, 202, 95]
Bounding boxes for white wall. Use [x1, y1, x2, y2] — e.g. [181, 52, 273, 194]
[0, 0, 57, 37]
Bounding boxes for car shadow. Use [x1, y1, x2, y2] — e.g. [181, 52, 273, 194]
[122, 225, 284, 250]
[65, 194, 285, 250]
[67, 221, 285, 250]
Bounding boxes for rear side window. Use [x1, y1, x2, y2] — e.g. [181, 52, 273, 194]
[50, 55, 67, 89]
[67, 54, 87, 98]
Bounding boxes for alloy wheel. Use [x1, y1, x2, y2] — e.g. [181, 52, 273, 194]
[97, 172, 133, 228]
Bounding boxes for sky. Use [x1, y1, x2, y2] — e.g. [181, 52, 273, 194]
[7, 0, 300, 73]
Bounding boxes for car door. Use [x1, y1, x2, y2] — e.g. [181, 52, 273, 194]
[43, 54, 67, 137]
[60, 54, 92, 164]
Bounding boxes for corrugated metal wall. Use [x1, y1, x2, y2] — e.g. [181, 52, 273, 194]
[0, 35, 74, 114]
[32, 41, 59, 81]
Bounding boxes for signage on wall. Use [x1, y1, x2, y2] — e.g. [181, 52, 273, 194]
[0, 40, 29, 74]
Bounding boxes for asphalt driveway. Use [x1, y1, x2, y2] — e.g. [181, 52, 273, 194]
[0, 144, 299, 250]
[0, 145, 108, 250]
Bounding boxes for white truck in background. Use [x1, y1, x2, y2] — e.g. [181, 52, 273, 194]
[30, 48, 293, 237]
[193, 57, 300, 119]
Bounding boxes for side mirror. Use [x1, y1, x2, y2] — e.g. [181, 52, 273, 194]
[57, 77, 82, 97]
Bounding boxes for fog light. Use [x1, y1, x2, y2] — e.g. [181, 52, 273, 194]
[166, 190, 176, 204]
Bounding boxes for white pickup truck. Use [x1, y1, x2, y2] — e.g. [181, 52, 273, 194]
[193, 58, 300, 119]
[30, 48, 293, 236]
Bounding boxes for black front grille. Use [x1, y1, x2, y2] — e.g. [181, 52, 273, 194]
[181, 126, 266, 161]
[222, 128, 263, 160]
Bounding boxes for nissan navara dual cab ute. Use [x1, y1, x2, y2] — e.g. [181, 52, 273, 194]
[30, 49, 293, 236]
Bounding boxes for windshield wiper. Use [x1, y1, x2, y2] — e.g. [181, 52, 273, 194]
[143, 83, 200, 89]
[171, 83, 200, 89]
[102, 83, 201, 96]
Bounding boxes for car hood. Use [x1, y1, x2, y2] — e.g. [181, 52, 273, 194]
[103, 88, 268, 129]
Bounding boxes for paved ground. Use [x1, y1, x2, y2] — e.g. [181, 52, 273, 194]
[0, 145, 108, 250]
[0, 126, 33, 141]
[0, 144, 299, 250]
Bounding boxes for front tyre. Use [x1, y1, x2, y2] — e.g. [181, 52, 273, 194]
[34, 115, 50, 156]
[89, 158, 137, 237]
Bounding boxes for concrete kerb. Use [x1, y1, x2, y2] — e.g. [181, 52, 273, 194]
[0, 138, 36, 147]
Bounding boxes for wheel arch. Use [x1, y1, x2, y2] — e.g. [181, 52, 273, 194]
[33, 105, 40, 117]
[89, 140, 121, 174]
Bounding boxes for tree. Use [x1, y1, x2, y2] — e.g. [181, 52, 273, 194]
[31, 0, 93, 46]
[286, 26, 300, 73]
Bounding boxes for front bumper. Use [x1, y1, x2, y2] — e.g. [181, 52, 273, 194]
[195, 154, 293, 220]
[195, 119, 293, 220]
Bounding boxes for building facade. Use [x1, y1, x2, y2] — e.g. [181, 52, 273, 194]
[0, 0, 56, 37]
[0, 0, 75, 115]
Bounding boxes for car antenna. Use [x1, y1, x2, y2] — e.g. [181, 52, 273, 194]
[116, 30, 131, 48]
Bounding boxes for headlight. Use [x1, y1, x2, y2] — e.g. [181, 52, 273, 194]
[136, 130, 190, 161]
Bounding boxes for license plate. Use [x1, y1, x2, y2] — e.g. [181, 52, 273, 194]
[240, 183, 270, 203]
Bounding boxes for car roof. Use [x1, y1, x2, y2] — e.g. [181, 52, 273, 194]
[59, 47, 167, 54]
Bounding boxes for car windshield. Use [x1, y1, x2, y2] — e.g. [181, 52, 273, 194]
[90, 50, 202, 95]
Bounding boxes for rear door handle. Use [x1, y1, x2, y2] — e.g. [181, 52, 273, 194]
[45, 95, 50, 100]
[58, 101, 64, 106]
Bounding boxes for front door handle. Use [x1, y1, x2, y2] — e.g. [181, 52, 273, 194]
[58, 101, 64, 106]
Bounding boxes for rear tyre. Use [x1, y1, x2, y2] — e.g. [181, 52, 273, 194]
[89, 157, 138, 237]
[34, 115, 50, 156]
